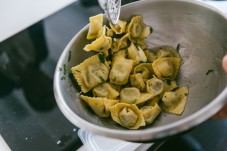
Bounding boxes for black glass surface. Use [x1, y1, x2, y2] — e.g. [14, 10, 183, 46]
[0, 1, 226, 151]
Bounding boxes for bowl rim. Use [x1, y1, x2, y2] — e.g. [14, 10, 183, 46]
[54, 0, 227, 141]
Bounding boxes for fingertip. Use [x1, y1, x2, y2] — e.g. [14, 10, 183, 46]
[222, 55, 227, 72]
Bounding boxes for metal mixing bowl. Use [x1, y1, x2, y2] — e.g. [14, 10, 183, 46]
[54, 0, 227, 142]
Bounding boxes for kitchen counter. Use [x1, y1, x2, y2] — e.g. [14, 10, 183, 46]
[0, 0, 76, 42]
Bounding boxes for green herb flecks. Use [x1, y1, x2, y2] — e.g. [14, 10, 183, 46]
[127, 39, 131, 47]
[134, 41, 140, 50]
[140, 61, 146, 64]
[112, 33, 125, 39]
[68, 72, 74, 78]
[59, 67, 62, 71]
[131, 99, 137, 103]
[68, 72, 81, 90]
[99, 53, 105, 64]
[149, 26, 153, 34]
[76, 69, 81, 73]
[176, 43, 180, 52]
[99, 76, 105, 82]
[61, 76, 66, 80]
[63, 64, 67, 75]
[165, 79, 171, 85]
[68, 50, 72, 62]
[206, 69, 214, 75]
[106, 50, 113, 61]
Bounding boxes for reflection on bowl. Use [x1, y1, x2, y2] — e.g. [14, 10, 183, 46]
[54, 0, 227, 142]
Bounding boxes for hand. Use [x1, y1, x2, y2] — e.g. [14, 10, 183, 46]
[213, 104, 227, 119]
[213, 55, 227, 119]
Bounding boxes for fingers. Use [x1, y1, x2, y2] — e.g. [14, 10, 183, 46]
[213, 104, 227, 119]
[222, 55, 227, 72]
[213, 56, 227, 119]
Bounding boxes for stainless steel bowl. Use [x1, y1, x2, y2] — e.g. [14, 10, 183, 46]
[54, 0, 227, 141]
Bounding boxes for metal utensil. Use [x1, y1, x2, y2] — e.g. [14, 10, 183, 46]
[98, 0, 121, 25]
[54, 0, 227, 142]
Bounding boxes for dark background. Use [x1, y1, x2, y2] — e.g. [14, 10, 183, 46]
[0, 1, 226, 150]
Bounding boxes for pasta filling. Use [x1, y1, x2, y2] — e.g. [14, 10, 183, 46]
[119, 107, 138, 128]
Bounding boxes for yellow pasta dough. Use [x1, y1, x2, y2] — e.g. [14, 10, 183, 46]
[134, 63, 153, 80]
[130, 73, 146, 91]
[109, 56, 133, 85]
[127, 42, 147, 66]
[109, 103, 145, 129]
[92, 82, 120, 99]
[70, 14, 188, 129]
[140, 103, 162, 124]
[81, 95, 118, 117]
[152, 57, 182, 80]
[157, 47, 181, 59]
[111, 34, 129, 53]
[71, 54, 110, 93]
[87, 14, 103, 39]
[84, 36, 112, 56]
[127, 15, 152, 42]
[97, 25, 107, 38]
[146, 78, 164, 98]
[109, 20, 127, 34]
[144, 49, 157, 63]
[161, 87, 189, 115]
[119, 87, 152, 104]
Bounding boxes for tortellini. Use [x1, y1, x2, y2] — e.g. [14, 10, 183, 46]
[144, 49, 157, 63]
[140, 103, 162, 124]
[160, 80, 178, 98]
[81, 95, 118, 117]
[87, 14, 103, 39]
[109, 20, 127, 34]
[127, 15, 152, 41]
[71, 54, 110, 93]
[97, 25, 107, 38]
[161, 87, 188, 115]
[92, 83, 119, 99]
[111, 34, 129, 53]
[71, 14, 188, 130]
[134, 63, 153, 80]
[109, 103, 145, 129]
[119, 87, 140, 104]
[127, 42, 147, 66]
[146, 78, 164, 98]
[152, 57, 182, 80]
[113, 49, 127, 58]
[109, 56, 133, 85]
[84, 36, 112, 56]
[130, 73, 145, 91]
[119, 87, 152, 104]
[157, 47, 181, 59]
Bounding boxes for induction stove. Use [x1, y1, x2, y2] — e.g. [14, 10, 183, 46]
[0, 1, 226, 151]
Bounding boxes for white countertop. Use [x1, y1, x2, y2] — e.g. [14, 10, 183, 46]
[0, 0, 77, 42]
[0, 135, 11, 151]
[0, 0, 226, 43]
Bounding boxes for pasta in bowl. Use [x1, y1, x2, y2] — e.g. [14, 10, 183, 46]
[70, 13, 188, 130]
[54, 0, 227, 141]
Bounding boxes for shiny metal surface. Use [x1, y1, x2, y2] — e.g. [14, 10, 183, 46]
[54, 0, 227, 141]
[98, 0, 121, 25]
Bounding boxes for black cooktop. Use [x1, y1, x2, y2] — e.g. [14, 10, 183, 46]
[0, 1, 226, 151]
